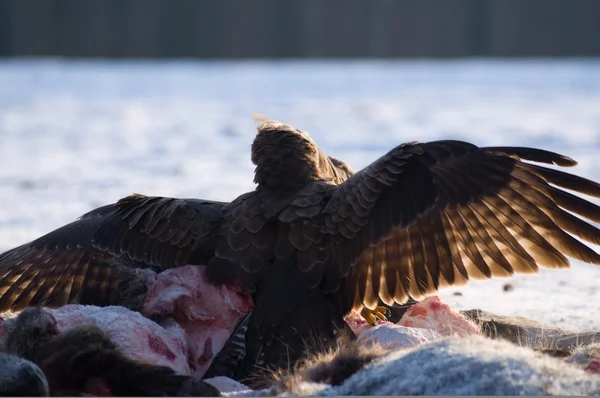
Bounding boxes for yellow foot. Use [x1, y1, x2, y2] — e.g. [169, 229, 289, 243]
[360, 306, 390, 326]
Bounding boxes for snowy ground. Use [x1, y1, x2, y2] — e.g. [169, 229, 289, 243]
[0, 58, 599, 332]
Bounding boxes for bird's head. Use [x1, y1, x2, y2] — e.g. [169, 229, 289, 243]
[251, 119, 342, 192]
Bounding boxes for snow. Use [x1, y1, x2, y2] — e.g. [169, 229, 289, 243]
[0, 58, 599, 332]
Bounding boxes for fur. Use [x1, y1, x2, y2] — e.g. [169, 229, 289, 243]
[0, 352, 49, 396]
[267, 336, 387, 394]
[2, 307, 221, 396]
[286, 336, 600, 396]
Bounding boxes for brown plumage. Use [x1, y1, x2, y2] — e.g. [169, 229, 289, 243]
[1, 119, 600, 379]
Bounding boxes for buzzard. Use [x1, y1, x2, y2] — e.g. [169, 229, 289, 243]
[1, 120, 600, 379]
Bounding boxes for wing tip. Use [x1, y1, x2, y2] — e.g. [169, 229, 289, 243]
[551, 155, 578, 167]
[484, 147, 578, 167]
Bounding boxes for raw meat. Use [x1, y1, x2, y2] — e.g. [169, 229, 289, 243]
[357, 324, 442, 350]
[1, 307, 221, 396]
[1, 269, 482, 397]
[50, 305, 191, 375]
[345, 296, 479, 352]
[397, 296, 481, 336]
[0, 263, 254, 395]
[142, 265, 254, 378]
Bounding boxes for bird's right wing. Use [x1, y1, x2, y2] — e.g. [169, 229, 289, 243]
[0, 194, 227, 312]
[321, 141, 600, 311]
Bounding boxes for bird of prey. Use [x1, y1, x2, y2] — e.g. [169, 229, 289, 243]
[1, 119, 600, 379]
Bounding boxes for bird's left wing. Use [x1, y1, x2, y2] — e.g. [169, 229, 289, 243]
[0, 194, 227, 312]
[322, 140, 600, 310]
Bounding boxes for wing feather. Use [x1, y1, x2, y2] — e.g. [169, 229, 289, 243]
[0, 195, 226, 312]
[323, 141, 600, 310]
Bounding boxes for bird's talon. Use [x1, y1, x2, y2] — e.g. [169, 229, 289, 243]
[375, 306, 389, 320]
[360, 306, 389, 326]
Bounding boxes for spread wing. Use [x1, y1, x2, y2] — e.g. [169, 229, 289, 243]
[0, 194, 226, 312]
[323, 140, 600, 310]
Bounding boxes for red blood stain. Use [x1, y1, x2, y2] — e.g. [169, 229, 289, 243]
[173, 337, 186, 353]
[197, 337, 214, 365]
[187, 357, 197, 371]
[586, 361, 600, 374]
[173, 296, 192, 323]
[428, 300, 443, 311]
[187, 349, 198, 372]
[226, 279, 243, 291]
[408, 305, 428, 317]
[83, 377, 113, 396]
[147, 334, 176, 361]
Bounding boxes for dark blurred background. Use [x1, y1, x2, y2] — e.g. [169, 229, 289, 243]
[1, 0, 599, 59]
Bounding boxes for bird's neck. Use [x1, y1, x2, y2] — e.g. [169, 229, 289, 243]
[253, 154, 322, 193]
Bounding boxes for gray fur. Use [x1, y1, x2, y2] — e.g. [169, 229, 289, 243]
[278, 336, 600, 396]
[0, 352, 49, 396]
